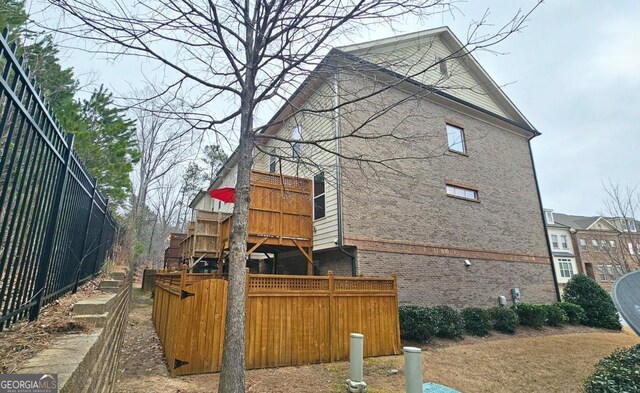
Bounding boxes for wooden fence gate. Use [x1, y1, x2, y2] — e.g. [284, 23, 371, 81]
[152, 270, 401, 376]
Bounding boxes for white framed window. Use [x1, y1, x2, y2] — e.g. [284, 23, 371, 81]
[545, 211, 554, 224]
[630, 219, 638, 232]
[630, 243, 636, 255]
[437, 56, 448, 76]
[313, 172, 326, 220]
[615, 264, 625, 277]
[596, 264, 606, 281]
[592, 239, 599, 252]
[445, 184, 478, 201]
[579, 239, 587, 251]
[622, 219, 629, 232]
[551, 235, 559, 249]
[269, 148, 277, 173]
[610, 240, 616, 250]
[446, 124, 466, 154]
[558, 259, 574, 278]
[561, 235, 568, 249]
[606, 264, 615, 279]
[601, 240, 608, 251]
[292, 125, 302, 157]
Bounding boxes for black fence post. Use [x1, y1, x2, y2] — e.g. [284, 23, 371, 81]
[29, 133, 74, 321]
[72, 177, 97, 294]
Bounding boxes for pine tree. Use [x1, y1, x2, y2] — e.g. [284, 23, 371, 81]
[77, 85, 140, 207]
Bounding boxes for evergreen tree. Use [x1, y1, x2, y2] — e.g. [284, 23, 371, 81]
[203, 144, 228, 184]
[78, 85, 140, 207]
[0, 0, 27, 42]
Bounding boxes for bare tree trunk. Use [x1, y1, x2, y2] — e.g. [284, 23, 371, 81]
[219, 134, 253, 392]
[218, 86, 255, 393]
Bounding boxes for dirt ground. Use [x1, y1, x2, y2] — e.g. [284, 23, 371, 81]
[115, 290, 640, 393]
[0, 279, 103, 374]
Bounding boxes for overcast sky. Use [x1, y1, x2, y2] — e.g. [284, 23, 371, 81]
[29, 0, 639, 217]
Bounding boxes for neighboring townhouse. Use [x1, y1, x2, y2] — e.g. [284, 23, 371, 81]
[191, 27, 558, 308]
[543, 209, 579, 291]
[551, 211, 640, 290]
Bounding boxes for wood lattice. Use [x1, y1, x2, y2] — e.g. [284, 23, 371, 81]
[249, 276, 329, 292]
[251, 171, 310, 192]
[334, 279, 395, 292]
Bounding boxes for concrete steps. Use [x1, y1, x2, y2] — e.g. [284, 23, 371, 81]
[72, 294, 117, 328]
[98, 280, 122, 293]
[72, 312, 109, 328]
[73, 294, 116, 315]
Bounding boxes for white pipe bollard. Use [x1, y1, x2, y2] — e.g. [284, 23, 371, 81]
[346, 333, 366, 392]
[404, 346, 423, 393]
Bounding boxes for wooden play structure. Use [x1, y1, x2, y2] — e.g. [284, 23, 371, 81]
[152, 269, 401, 376]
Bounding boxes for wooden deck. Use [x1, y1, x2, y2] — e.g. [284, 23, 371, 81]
[180, 211, 230, 264]
[152, 269, 401, 376]
[218, 170, 314, 273]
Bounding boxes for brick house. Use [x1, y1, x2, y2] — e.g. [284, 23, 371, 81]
[191, 27, 558, 308]
[551, 211, 640, 291]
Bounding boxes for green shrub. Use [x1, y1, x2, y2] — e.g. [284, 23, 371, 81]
[513, 303, 547, 329]
[488, 307, 519, 334]
[563, 274, 622, 330]
[556, 301, 586, 325]
[399, 306, 438, 343]
[461, 307, 492, 336]
[543, 304, 569, 326]
[432, 305, 464, 339]
[584, 344, 640, 392]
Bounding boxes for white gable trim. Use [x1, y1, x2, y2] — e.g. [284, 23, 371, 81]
[338, 26, 536, 133]
[586, 216, 619, 231]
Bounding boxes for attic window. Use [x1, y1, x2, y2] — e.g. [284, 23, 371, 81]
[545, 211, 554, 224]
[629, 219, 637, 232]
[437, 56, 448, 76]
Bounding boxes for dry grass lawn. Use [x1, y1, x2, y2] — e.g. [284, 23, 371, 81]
[421, 332, 639, 393]
[116, 290, 640, 393]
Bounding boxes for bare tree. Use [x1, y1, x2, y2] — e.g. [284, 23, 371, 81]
[131, 95, 190, 218]
[42, 1, 542, 390]
[602, 180, 640, 273]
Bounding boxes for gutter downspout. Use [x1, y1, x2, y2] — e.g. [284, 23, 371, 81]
[333, 68, 357, 276]
[528, 137, 562, 302]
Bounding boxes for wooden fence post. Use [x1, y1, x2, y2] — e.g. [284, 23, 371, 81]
[392, 272, 401, 353]
[180, 265, 187, 290]
[328, 270, 334, 362]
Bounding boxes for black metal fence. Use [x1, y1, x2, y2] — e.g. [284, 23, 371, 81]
[0, 29, 117, 330]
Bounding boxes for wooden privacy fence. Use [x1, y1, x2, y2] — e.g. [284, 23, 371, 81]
[152, 270, 401, 376]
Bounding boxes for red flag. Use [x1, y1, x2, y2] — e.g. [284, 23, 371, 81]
[209, 187, 235, 203]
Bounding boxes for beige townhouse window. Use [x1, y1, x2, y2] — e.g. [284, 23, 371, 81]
[596, 264, 606, 281]
[579, 239, 587, 251]
[558, 259, 574, 278]
[446, 124, 466, 154]
[550, 235, 559, 249]
[561, 235, 569, 249]
[292, 125, 302, 158]
[313, 172, 325, 220]
[445, 184, 478, 202]
[592, 239, 599, 252]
